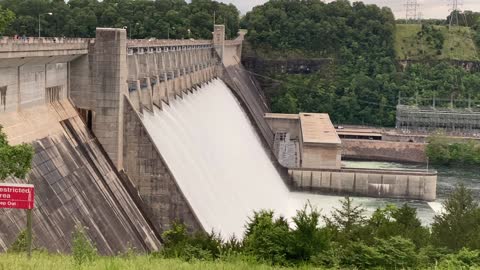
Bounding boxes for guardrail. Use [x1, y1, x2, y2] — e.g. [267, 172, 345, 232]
[0, 37, 93, 45]
[127, 39, 212, 47]
[290, 166, 437, 176]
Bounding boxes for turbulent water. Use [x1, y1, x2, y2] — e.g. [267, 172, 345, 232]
[141, 79, 442, 238]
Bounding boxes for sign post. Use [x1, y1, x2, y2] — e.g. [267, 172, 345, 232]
[0, 183, 35, 257]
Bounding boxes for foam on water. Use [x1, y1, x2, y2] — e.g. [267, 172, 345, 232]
[141, 79, 434, 237]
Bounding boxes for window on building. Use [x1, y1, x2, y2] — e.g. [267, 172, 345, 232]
[0, 86, 6, 111]
[45, 86, 63, 103]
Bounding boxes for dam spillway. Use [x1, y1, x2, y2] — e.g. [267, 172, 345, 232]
[141, 79, 346, 237]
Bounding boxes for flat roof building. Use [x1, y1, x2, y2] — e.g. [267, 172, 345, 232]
[265, 112, 342, 169]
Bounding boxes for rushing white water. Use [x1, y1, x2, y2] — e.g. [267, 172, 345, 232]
[141, 79, 434, 238]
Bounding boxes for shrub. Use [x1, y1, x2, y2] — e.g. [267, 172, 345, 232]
[72, 224, 97, 265]
[376, 236, 418, 269]
[339, 241, 382, 269]
[289, 203, 330, 262]
[161, 221, 222, 261]
[243, 210, 291, 265]
[222, 235, 243, 256]
[438, 248, 480, 268]
[417, 245, 449, 267]
[8, 229, 27, 253]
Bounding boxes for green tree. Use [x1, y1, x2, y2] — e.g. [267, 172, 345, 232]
[432, 184, 480, 251]
[243, 210, 291, 265]
[289, 203, 330, 262]
[0, 5, 15, 35]
[325, 196, 365, 243]
[0, 0, 239, 39]
[0, 126, 34, 181]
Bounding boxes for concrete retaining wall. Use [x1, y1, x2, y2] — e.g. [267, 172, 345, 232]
[342, 139, 427, 163]
[290, 167, 436, 201]
[0, 63, 68, 112]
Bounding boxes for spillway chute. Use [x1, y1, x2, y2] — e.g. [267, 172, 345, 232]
[140, 79, 434, 238]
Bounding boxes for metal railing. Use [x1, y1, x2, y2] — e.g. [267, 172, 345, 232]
[127, 39, 212, 47]
[0, 36, 93, 45]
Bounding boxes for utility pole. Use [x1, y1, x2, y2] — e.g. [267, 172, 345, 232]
[38, 12, 53, 38]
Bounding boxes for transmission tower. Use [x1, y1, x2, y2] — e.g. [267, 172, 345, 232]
[448, 0, 464, 26]
[405, 0, 420, 23]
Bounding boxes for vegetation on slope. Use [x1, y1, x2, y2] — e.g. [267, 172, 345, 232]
[426, 135, 480, 166]
[242, 0, 480, 126]
[242, 0, 395, 60]
[395, 24, 478, 60]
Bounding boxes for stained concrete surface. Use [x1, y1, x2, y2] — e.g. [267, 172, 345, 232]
[0, 101, 161, 254]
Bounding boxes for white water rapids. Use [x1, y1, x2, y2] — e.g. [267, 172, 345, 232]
[141, 79, 436, 238]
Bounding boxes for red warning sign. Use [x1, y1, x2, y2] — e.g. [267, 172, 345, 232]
[0, 183, 35, 210]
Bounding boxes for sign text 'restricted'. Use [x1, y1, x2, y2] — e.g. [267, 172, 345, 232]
[0, 183, 35, 210]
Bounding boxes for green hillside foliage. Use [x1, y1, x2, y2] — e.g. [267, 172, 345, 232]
[242, 1, 480, 126]
[395, 24, 478, 60]
[426, 135, 480, 166]
[0, 0, 240, 39]
[242, 0, 395, 60]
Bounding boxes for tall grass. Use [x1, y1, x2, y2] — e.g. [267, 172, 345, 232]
[0, 252, 321, 270]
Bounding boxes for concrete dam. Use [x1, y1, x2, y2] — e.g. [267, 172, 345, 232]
[0, 26, 437, 252]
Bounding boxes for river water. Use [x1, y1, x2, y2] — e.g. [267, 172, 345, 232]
[344, 161, 480, 223]
[140, 79, 478, 238]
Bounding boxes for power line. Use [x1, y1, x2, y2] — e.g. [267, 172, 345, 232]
[231, 62, 398, 109]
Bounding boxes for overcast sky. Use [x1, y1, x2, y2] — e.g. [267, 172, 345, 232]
[217, 0, 480, 19]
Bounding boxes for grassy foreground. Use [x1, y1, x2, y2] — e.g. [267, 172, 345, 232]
[0, 253, 318, 270]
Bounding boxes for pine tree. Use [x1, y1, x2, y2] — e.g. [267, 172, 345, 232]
[432, 184, 480, 250]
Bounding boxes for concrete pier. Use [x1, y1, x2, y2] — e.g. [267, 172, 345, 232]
[290, 167, 437, 201]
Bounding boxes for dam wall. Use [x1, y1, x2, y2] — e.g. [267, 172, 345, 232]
[0, 101, 160, 254]
[342, 139, 427, 163]
[290, 167, 436, 201]
[0, 63, 69, 112]
[123, 98, 203, 232]
[66, 28, 224, 240]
